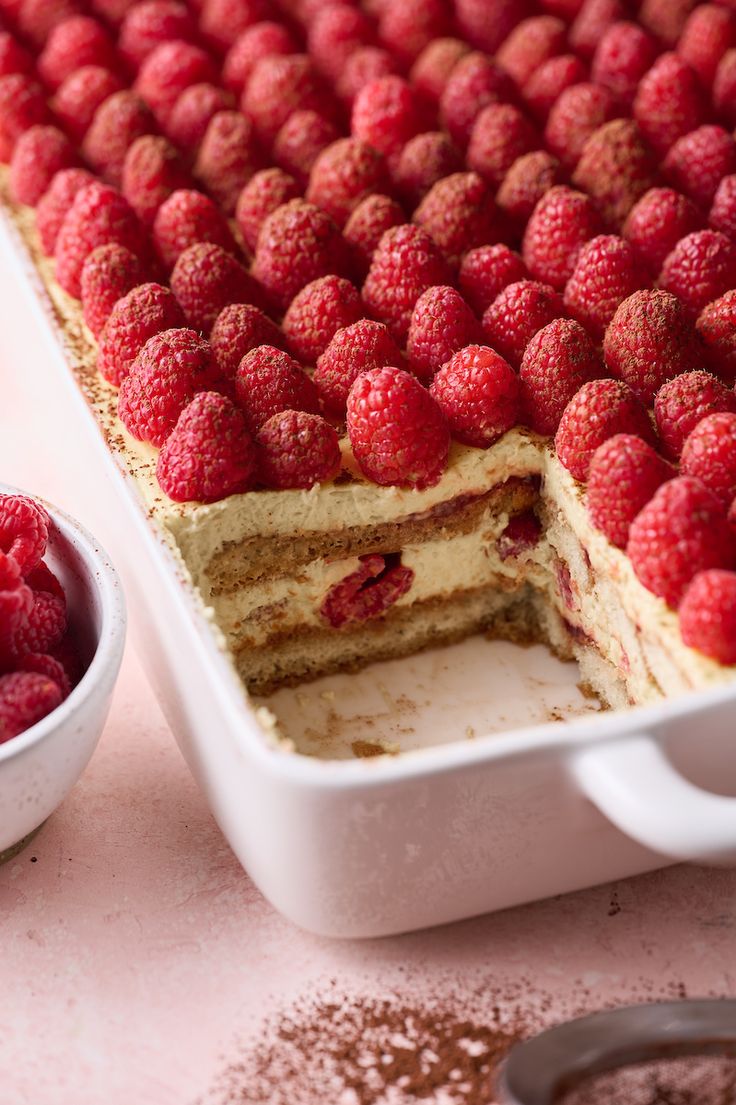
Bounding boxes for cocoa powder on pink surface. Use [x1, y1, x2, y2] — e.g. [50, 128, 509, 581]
[202, 990, 523, 1105]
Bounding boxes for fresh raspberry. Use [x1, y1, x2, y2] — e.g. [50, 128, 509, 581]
[0, 0, 23, 24]
[604, 290, 702, 404]
[347, 366, 450, 488]
[362, 223, 452, 343]
[555, 378, 654, 482]
[335, 46, 398, 107]
[89, 0, 136, 25]
[659, 231, 736, 320]
[319, 552, 415, 629]
[522, 54, 588, 122]
[714, 49, 736, 127]
[54, 182, 146, 300]
[0, 76, 49, 162]
[496, 512, 545, 567]
[351, 76, 428, 166]
[198, 0, 268, 53]
[586, 434, 673, 549]
[680, 412, 736, 506]
[282, 276, 363, 364]
[17, 653, 71, 699]
[569, 0, 628, 59]
[165, 83, 235, 155]
[343, 193, 405, 275]
[633, 54, 708, 157]
[48, 632, 81, 687]
[308, 3, 374, 81]
[378, 0, 451, 67]
[496, 15, 567, 88]
[234, 168, 300, 254]
[622, 187, 703, 274]
[98, 282, 185, 385]
[242, 55, 331, 149]
[17, 0, 81, 47]
[519, 318, 602, 435]
[156, 391, 258, 502]
[496, 150, 564, 226]
[454, 0, 530, 53]
[522, 185, 603, 291]
[654, 370, 736, 459]
[459, 244, 528, 316]
[466, 103, 538, 189]
[544, 82, 619, 169]
[36, 168, 94, 255]
[639, 0, 697, 47]
[306, 138, 391, 229]
[272, 109, 340, 187]
[0, 495, 48, 576]
[256, 410, 341, 489]
[222, 21, 297, 95]
[252, 199, 349, 311]
[52, 66, 123, 142]
[572, 119, 659, 230]
[0, 672, 62, 742]
[14, 588, 67, 657]
[153, 189, 236, 271]
[678, 3, 736, 87]
[663, 126, 736, 210]
[234, 345, 320, 433]
[409, 37, 470, 104]
[313, 318, 401, 416]
[210, 303, 285, 377]
[439, 52, 515, 149]
[406, 286, 483, 382]
[482, 280, 565, 369]
[697, 291, 736, 381]
[82, 91, 156, 186]
[591, 21, 659, 107]
[710, 175, 736, 239]
[194, 110, 264, 215]
[37, 15, 116, 90]
[171, 242, 264, 331]
[119, 0, 196, 68]
[564, 235, 644, 340]
[118, 328, 214, 446]
[0, 552, 32, 660]
[80, 242, 147, 338]
[628, 476, 736, 607]
[9, 126, 76, 209]
[25, 559, 63, 600]
[413, 171, 500, 269]
[0, 32, 33, 78]
[679, 569, 736, 663]
[429, 344, 521, 448]
[392, 132, 462, 208]
[135, 41, 217, 127]
[122, 135, 190, 227]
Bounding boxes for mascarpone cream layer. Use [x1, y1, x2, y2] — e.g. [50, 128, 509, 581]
[154, 428, 545, 571]
[217, 504, 548, 649]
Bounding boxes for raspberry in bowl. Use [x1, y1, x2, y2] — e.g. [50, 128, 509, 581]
[0, 487, 125, 861]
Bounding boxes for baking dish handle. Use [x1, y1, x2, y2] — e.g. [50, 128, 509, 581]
[573, 734, 736, 863]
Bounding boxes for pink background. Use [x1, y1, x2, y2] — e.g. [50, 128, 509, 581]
[2, 255, 736, 1104]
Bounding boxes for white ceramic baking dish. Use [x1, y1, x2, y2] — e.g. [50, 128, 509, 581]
[3, 207, 736, 938]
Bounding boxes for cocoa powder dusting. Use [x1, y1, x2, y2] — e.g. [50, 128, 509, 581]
[201, 991, 522, 1105]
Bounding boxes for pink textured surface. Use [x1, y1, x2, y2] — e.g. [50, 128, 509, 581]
[1, 244, 736, 1104]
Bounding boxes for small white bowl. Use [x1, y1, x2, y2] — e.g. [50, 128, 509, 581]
[0, 485, 126, 860]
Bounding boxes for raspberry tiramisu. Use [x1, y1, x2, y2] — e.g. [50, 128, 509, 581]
[2, 0, 736, 709]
